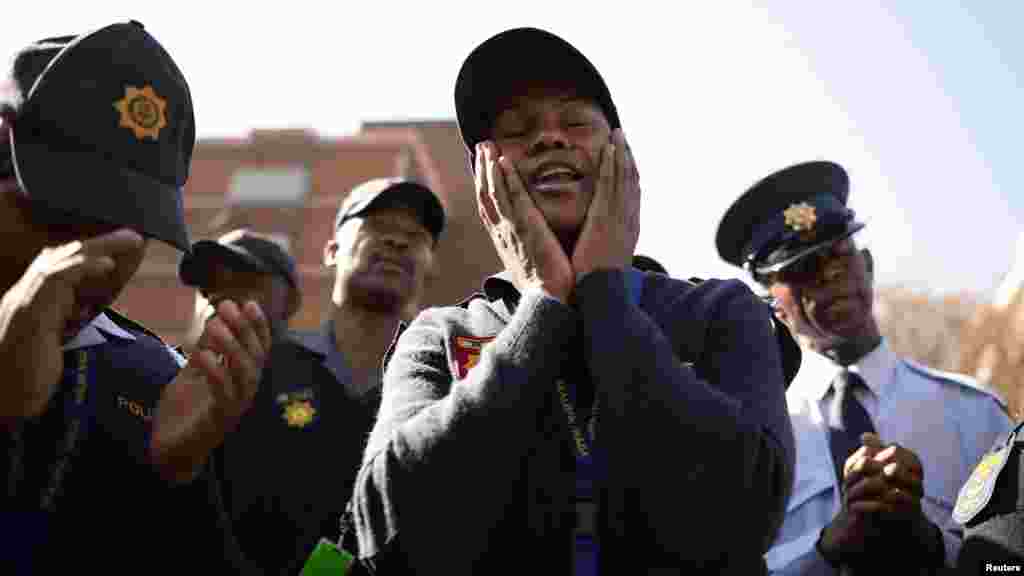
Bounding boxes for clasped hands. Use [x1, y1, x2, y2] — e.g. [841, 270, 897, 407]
[820, 433, 929, 559]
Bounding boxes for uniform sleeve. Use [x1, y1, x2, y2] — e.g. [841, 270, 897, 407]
[350, 290, 577, 568]
[767, 500, 841, 574]
[574, 270, 796, 563]
[139, 340, 186, 463]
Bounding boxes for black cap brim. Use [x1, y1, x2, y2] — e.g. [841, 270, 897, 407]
[755, 221, 866, 276]
[179, 240, 302, 319]
[179, 241, 269, 287]
[12, 137, 191, 252]
[454, 28, 620, 162]
[345, 182, 446, 241]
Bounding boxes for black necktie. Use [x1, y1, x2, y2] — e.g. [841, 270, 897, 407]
[828, 370, 876, 483]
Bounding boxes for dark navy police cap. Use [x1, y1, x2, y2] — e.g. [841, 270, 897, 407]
[179, 229, 301, 316]
[334, 178, 446, 242]
[180, 229, 298, 289]
[4, 21, 194, 252]
[454, 27, 621, 166]
[716, 161, 865, 278]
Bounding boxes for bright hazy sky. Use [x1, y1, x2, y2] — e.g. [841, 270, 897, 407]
[4, 2, 1021, 296]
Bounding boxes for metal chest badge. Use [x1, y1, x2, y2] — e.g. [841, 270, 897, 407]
[953, 433, 1015, 525]
[450, 335, 495, 380]
[277, 389, 318, 428]
[113, 85, 168, 140]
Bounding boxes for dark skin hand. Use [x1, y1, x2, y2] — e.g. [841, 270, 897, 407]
[821, 433, 926, 556]
[475, 129, 640, 304]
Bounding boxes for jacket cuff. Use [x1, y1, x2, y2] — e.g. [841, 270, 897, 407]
[573, 268, 630, 314]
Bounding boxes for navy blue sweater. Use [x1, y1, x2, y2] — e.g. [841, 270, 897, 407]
[352, 270, 795, 574]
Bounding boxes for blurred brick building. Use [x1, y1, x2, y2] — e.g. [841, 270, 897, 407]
[113, 121, 500, 346]
[957, 233, 1024, 419]
[874, 285, 980, 374]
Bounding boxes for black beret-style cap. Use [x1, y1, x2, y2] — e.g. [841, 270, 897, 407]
[179, 229, 302, 317]
[6, 21, 195, 252]
[454, 27, 621, 167]
[716, 161, 865, 278]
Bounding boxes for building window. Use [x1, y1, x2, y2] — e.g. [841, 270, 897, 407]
[228, 165, 310, 206]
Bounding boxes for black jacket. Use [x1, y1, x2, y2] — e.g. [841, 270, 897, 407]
[210, 323, 380, 575]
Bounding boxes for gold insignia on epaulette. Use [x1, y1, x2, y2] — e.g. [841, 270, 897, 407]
[113, 85, 168, 141]
[283, 400, 316, 428]
[953, 446, 1011, 524]
[783, 202, 817, 232]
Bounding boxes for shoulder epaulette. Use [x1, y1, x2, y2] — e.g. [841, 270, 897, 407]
[104, 308, 185, 367]
[103, 307, 166, 344]
[903, 359, 1008, 408]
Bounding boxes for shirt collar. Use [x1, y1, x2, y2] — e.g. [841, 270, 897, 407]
[848, 338, 896, 399]
[483, 271, 518, 297]
[480, 271, 519, 320]
[290, 320, 352, 386]
[809, 339, 896, 401]
[62, 312, 137, 351]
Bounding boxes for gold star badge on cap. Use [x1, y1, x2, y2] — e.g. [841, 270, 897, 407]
[283, 399, 317, 428]
[783, 202, 817, 232]
[113, 85, 168, 141]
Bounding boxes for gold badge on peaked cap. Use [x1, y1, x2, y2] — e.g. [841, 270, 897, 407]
[783, 202, 817, 232]
[113, 85, 168, 141]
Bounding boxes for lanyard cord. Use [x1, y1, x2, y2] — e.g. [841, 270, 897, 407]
[7, 349, 92, 512]
[555, 268, 643, 458]
[557, 378, 598, 458]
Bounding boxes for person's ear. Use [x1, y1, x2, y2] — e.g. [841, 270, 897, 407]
[323, 238, 339, 268]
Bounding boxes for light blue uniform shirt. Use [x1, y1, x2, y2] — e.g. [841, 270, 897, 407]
[766, 340, 1012, 574]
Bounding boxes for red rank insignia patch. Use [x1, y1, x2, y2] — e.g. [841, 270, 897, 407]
[450, 335, 495, 380]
